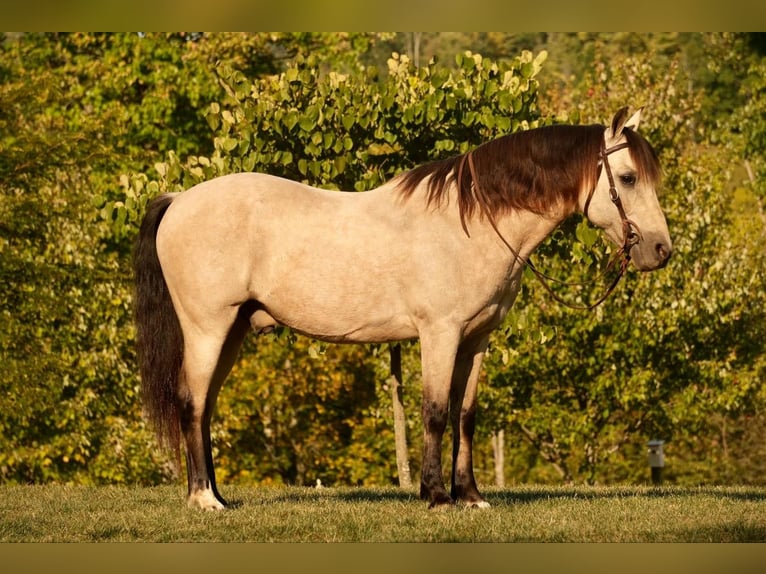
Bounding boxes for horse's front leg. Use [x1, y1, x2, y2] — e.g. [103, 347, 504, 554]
[449, 336, 491, 508]
[418, 327, 461, 509]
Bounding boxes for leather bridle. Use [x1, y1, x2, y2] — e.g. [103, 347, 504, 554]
[462, 136, 641, 310]
[585, 140, 643, 253]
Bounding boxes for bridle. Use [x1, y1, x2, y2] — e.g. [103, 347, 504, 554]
[585, 139, 643, 254]
[460, 137, 643, 310]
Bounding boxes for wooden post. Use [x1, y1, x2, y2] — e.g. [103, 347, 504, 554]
[491, 429, 505, 487]
[389, 343, 412, 487]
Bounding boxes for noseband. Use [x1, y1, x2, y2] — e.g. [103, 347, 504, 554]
[462, 137, 641, 310]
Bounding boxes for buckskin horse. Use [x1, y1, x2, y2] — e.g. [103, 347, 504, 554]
[134, 107, 671, 510]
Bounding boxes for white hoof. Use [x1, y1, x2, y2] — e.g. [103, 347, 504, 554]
[464, 500, 491, 509]
[187, 489, 225, 511]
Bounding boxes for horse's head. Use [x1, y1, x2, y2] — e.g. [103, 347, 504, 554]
[582, 107, 672, 271]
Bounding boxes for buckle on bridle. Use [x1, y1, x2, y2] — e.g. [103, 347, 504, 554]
[625, 222, 641, 246]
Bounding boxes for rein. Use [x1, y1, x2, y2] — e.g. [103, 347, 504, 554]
[459, 139, 641, 311]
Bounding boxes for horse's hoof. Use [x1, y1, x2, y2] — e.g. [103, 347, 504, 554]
[428, 494, 455, 510]
[187, 490, 226, 511]
[463, 499, 491, 509]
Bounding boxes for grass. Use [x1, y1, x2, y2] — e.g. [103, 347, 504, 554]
[1, 484, 765, 542]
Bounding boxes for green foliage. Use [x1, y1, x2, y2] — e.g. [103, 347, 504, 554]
[0, 40, 135, 483]
[110, 49, 546, 235]
[721, 36, 766, 200]
[214, 336, 398, 486]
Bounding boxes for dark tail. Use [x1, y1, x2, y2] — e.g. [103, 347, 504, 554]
[134, 193, 183, 464]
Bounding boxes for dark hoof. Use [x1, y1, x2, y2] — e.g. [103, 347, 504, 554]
[428, 493, 455, 510]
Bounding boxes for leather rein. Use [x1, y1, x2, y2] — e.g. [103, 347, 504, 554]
[460, 139, 642, 311]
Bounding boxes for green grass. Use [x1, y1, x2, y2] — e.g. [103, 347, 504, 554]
[1, 484, 765, 542]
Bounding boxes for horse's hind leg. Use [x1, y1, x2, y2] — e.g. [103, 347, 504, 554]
[449, 336, 490, 508]
[179, 311, 248, 510]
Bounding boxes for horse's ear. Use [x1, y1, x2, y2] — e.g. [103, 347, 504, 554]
[607, 107, 630, 141]
[624, 107, 643, 132]
[607, 106, 643, 142]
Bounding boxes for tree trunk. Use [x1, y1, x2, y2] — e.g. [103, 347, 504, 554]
[491, 429, 505, 487]
[389, 343, 412, 487]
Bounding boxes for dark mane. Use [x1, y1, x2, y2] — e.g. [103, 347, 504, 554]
[395, 123, 661, 229]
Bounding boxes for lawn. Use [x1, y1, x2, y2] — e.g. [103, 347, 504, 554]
[1, 483, 764, 543]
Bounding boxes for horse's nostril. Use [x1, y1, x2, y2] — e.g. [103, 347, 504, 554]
[656, 243, 671, 262]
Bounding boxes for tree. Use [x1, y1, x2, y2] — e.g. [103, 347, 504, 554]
[0, 34, 164, 484]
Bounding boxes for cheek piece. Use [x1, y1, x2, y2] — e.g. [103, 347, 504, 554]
[584, 140, 643, 251]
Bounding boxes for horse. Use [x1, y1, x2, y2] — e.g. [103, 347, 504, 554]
[134, 106, 672, 510]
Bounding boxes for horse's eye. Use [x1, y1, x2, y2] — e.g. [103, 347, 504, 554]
[620, 174, 637, 186]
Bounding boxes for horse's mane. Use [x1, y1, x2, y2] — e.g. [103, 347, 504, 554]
[395, 123, 661, 230]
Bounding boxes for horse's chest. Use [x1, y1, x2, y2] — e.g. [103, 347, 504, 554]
[463, 276, 522, 336]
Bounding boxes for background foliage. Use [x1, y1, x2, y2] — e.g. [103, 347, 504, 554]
[1, 32, 764, 488]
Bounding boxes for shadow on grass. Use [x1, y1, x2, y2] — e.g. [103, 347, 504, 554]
[271, 487, 419, 504]
[671, 522, 766, 542]
[219, 485, 420, 509]
[220, 483, 766, 512]
[488, 485, 766, 505]
[223, 498, 245, 509]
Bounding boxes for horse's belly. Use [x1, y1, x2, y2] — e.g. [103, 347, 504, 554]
[294, 318, 419, 344]
[263, 295, 418, 344]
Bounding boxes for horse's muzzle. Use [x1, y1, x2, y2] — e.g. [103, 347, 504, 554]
[632, 236, 672, 271]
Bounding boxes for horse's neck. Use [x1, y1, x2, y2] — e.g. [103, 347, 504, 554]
[380, 176, 565, 272]
[491, 210, 563, 269]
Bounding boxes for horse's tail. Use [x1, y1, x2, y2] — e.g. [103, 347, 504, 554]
[134, 193, 183, 464]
